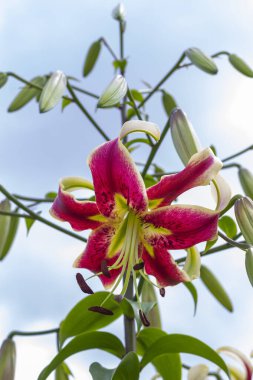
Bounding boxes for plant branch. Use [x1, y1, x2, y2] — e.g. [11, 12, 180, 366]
[0, 185, 87, 243]
[100, 37, 118, 61]
[71, 85, 99, 99]
[123, 275, 136, 353]
[218, 230, 251, 250]
[8, 328, 59, 340]
[67, 82, 110, 141]
[222, 162, 241, 170]
[222, 144, 253, 162]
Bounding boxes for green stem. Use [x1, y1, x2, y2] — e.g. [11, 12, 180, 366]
[67, 82, 110, 141]
[123, 275, 136, 353]
[218, 230, 251, 250]
[222, 144, 253, 162]
[219, 194, 243, 217]
[100, 37, 118, 61]
[14, 194, 55, 203]
[8, 328, 59, 340]
[138, 53, 185, 108]
[0, 210, 35, 219]
[0, 185, 87, 243]
[222, 162, 241, 170]
[142, 119, 171, 177]
[71, 85, 99, 99]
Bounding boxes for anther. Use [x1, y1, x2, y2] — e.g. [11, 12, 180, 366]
[139, 310, 150, 327]
[159, 287, 165, 297]
[76, 273, 94, 294]
[114, 294, 123, 303]
[101, 260, 111, 278]
[133, 262, 145, 271]
[88, 306, 114, 315]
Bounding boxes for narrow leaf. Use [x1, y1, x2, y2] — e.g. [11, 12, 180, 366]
[25, 217, 36, 235]
[229, 54, 253, 77]
[130, 89, 144, 103]
[38, 332, 125, 380]
[61, 98, 72, 112]
[140, 333, 230, 378]
[83, 40, 102, 77]
[0, 200, 11, 259]
[112, 352, 139, 380]
[8, 76, 46, 112]
[89, 362, 115, 380]
[185, 48, 218, 75]
[218, 216, 237, 238]
[183, 282, 198, 316]
[200, 265, 233, 312]
[162, 91, 177, 117]
[245, 249, 253, 287]
[55, 363, 73, 380]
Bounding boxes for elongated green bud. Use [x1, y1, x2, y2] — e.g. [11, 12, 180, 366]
[112, 3, 126, 22]
[229, 54, 253, 77]
[0, 73, 8, 88]
[0, 200, 11, 258]
[39, 70, 67, 113]
[185, 47, 218, 75]
[239, 168, 253, 199]
[97, 75, 127, 108]
[170, 108, 201, 165]
[234, 197, 253, 245]
[0, 339, 16, 380]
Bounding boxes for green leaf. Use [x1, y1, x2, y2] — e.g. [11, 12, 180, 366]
[130, 89, 144, 103]
[0, 207, 19, 261]
[200, 265, 233, 312]
[141, 281, 161, 328]
[162, 91, 177, 117]
[185, 48, 218, 75]
[153, 164, 165, 175]
[183, 282, 198, 316]
[218, 216, 237, 238]
[144, 175, 157, 188]
[59, 292, 130, 345]
[113, 59, 127, 73]
[89, 362, 115, 380]
[25, 217, 36, 235]
[203, 238, 218, 253]
[112, 352, 139, 380]
[83, 40, 102, 77]
[127, 300, 157, 331]
[38, 332, 125, 380]
[55, 363, 73, 380]
[140, 333, 230, 378]
[61, 98, 72, 112]
[137, 328, 181, 380]
[126, 108, 136, 120]
[0, 200, 11, 259]
[45, 192, 57, 199]
[0, 73, 8, 88]
[229, 54, 253, 77]
[245, 249, 253, 287]
[8, 76, 46, 112]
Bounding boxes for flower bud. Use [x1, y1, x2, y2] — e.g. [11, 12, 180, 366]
[185, 47, 218, 75]
[234, 197, 253, 245]
[187, 364, 209, 380]
[112, 3, 126, 22]
[229, 54, 253, 78]
[0, 339, 16, 380]
[170, 108, 202, 165]
[0, 73, 8, 88]
[239, 167, 253, 199]
[97, 75, 127, 108]
[39, 70, 67, 113]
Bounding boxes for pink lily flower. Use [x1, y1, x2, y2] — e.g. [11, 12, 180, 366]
[50, 121, 222, 294]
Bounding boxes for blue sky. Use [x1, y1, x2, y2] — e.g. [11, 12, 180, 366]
[0, 1, 253, 379]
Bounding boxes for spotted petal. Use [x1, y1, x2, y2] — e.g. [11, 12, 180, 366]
[142, 245, 189, 286]
[88, 138, 148, 218]
[147, 148, 222, 207]
[50, 177, 104, 231]
[73, 225, 122, 288]
[142, 205, 219, 250]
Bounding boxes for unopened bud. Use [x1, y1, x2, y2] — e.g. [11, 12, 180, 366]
[185, 47, 218, 75]
[187, 364, 209, 380]
[112, 3, 126, 22]
[0, 73, 8, 89]
[234, 197, 253, 245]
[0, 339, 16, 380]
[170, 108, 202, 165]
[239, 168, 253, 199]
[97, 75, 127, 108]
[39, 70, 67, 113]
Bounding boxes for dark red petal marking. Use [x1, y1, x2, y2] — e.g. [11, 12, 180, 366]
[88, 138, 147, 218]
[143, 205, 219, 250]
[50, 186, 102, 231]
[74, 225, 122, 288]
[76, 273, 94, 294]
[147, 148, 221, 207]
[142, 246, 188, 287]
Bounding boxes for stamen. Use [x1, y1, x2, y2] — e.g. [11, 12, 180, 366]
[88, 306, 114, 315]
[133, 262, 144, 271]
[139, 310, 150, 327]
[139, 270, 160, 288]
[101, 260, 111, 278]
[159, 287, 165, 297]
[114, 294, 123, 303]
[76, 273, 94, 294]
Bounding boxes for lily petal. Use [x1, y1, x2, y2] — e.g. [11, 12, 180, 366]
[143, 205, 219, 250]
[50, 177, 104, 231]
[73, 225, 121, 288]
[211, 174, 231, 211]
[142, 245, 189, 286]
[147, 148, 222, 207]
[120, 120, 160, 142]
[218, 346, 253, 380]
[88, 138, 148, 218]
